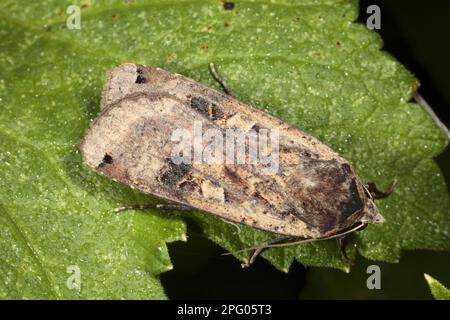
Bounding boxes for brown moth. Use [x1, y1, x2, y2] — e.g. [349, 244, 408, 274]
[81, 63, 390, 264]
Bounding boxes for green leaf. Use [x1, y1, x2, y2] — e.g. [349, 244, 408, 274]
[425, 274, 450, 300]
[0, 0, 449, 298]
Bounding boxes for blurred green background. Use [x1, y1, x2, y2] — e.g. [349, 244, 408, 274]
[160, 0, 450, 299]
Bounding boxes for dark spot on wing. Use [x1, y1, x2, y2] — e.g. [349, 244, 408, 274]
[251, 124, 261, 132]
[223, 190, 230, 202]
[191, 96, 209, 114]
[135, 66, 146, 83]
[98, 153, 113, 167]
[190, 96, 224, 120]
[159, 159, 191, 186]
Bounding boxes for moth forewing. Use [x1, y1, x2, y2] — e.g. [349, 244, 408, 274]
[81, 63, 385, 243]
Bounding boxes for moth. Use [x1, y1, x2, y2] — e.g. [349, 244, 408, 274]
[81, 63, 395, 265]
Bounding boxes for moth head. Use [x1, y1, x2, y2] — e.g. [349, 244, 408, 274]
[80, 93, 158, 180]
[101, 63, 174, 110]
[80, 95, 133, 171]
[100, 63, 143, 110]
[80, 126, 117, 172]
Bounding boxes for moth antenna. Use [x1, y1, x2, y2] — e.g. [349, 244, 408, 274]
[208, 63, 234, 96]
[221, 235, 295, 256]
[224, 223, 367, 267]
[365, 179, 398, 199]
[258, 222, 367, 249]
[113, 203, 192, 212]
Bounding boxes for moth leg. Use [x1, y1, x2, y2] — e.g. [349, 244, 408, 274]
[246, 232, 359, 267]
[231, 224, 367, 267]
[337, 236, 355, 266]
[113, 203, 192, 212]
[208, 63, 234, 96]
[242, 236, 296, 268]
[365, 179, 398, 199]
